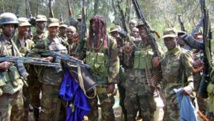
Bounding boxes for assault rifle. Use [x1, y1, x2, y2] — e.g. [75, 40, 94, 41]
[40, 52, 90, 68]
[67, 0, 72, 16]
[0, 56, 61, 78]
[132, 0, 160, 57]
[49, 0, 54, 18]
[15, 3, 20, 18]
[74, 0, 87, 56]
[177, 14, 185, 31]
[117, 0, 128, 33]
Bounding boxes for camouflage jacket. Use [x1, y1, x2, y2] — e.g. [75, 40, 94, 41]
[13, 36, 34, 56]
[83, 35, 120, 84]
[28, 36, 68, 85]
[0, 34, 23, 93]
[161, 46, 194, 89]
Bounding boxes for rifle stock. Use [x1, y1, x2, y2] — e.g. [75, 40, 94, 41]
[49, 0, 54, 18]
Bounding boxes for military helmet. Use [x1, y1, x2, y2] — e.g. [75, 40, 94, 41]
[48, 18, 59, 27]
[36, 15, 47, 22]
[18, 17, 31, 27]
[0, 12, 18, 26]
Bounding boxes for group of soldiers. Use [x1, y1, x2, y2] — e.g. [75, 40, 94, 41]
[0, 10, 213, 121]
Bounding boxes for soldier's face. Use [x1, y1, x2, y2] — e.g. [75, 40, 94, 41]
[2, 24, 16, 37]
[66, 28, 75, 40]
[48, 26, 58, 37]
[164, 37, 177, 50]
[131, 29, 139, 38]
[36, 21, 47, 30]
[129, 23, 136, 31]
[139, 26, 147, 38]
[18, 26, 30, 36]
[177, 35, 185, 47]
[59, 27, 67, 35]
[110, 31, 119, 39]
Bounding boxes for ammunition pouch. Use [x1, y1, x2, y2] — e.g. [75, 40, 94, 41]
[134, 50, 153, 69]
[85, 51, 108, 77]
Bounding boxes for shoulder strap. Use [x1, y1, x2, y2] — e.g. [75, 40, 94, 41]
[177, 52, 187, 86]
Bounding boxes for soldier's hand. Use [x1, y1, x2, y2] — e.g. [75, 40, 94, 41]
[182, 86, 192, 95]
[192, 59, 204, 73]
[0, 61, 11, 71]
[107, 83, 115, 94]
[45, 56, 54, 62]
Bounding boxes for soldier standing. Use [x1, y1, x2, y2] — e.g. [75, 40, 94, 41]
[13, 17, 34, 121]
[123, 22, 163, 121]
[109, 26, 127, 121]
[27, 14, 48, 121]
[83, 15, 120, 121]
[28, 18, 67, 121]
[0, 12, 25, 121]
[159, 28, 196, 120]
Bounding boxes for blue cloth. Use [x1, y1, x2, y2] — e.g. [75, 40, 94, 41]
[59, 69, 91, 121]
[174, 88, 197, 121]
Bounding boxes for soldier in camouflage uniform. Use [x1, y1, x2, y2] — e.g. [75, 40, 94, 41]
[123, 22, 163, 121]
[82, 15, 119, 121]
[13, 17, 34, 121]
[28, 18, 67, 121]
[0, 12, 24, 121]
[58, 23, 69, 47]
[27, 14, 48, 121]
[109, 26, 127, 121]
[66, 26, 79, 56]
[159, 28, 195, 121]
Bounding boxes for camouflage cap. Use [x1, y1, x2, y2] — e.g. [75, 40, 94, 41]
[18, 17, 31, 27]
[36, 15, 47, 22]
[162, 28, 177, 39]
[177, 30, 186, 36]
[129, 19, 137, 25]
[48, 18, 59, 27]
[109, 26, 121, 33]
[136, 21, 145, 28]
[59, 23, 67, 28]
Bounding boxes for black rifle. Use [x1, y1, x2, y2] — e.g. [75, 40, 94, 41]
[116, 0, 128, 33]
[74, 0, 87, 56]
[0, 56, 61, 78]
[40, 52, 90, 68]
[177, 14, 185, 31]
[198, 0, 212, 98]
[49, 0, 54, 18]
[67, 0, 72, 16]
[132, 0, 160, 57]
[15, 3, 20, 18]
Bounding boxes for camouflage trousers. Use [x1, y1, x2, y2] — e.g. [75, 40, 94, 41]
[161, 83, 182, 121]
[39, 84, 66, 121]
[28, 78, 42, 121]
[87, 85, 115, 121]
[0, 90, 24, 121]
[123, 69, 156, 121]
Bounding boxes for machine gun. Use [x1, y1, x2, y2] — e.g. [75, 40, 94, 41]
[74, 0, 87, 57]
[132, 0, 160, 58]
[116, 0, 128, 33]
[0, 56, 61, 78]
